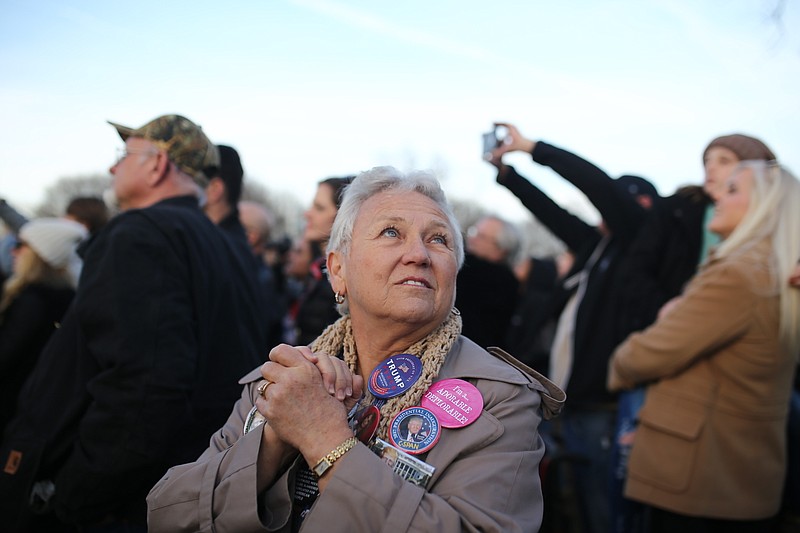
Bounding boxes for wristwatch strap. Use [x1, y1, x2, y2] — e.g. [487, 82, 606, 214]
[312, 436, 359, 478]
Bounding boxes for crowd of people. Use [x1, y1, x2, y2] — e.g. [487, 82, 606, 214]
[0, 114, 797, 533]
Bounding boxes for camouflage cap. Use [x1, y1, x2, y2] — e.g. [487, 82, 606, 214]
[108, 114, 219, 186]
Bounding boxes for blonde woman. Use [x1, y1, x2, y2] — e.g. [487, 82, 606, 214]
[609, 161, 800, 532]
[0, 218, 87, 434]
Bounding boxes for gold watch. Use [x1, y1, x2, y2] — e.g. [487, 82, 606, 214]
[312, 437, 358, 478]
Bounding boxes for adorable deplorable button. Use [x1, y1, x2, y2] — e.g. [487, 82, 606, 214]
[389, 406, 440, 455]
[420, 378, 483, 428]
[368, 354, 422, 399]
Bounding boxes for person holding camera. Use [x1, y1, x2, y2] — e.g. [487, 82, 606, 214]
[485, 122, 658, 533]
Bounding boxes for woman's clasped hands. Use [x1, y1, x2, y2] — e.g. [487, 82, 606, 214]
[255, 344, 364, 477]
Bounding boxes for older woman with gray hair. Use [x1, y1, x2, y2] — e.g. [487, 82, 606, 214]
[147, 166, 563, 532]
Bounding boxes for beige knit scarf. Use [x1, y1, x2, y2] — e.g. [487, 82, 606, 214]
[310, 309, 462, 441]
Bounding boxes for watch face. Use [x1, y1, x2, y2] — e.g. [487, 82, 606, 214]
[312, 459, 331, 477]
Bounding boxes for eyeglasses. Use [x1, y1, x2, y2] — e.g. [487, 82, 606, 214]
[467, 225, 495, 241]
[115, 147, 157, 164]
[467, 225, 500, 248]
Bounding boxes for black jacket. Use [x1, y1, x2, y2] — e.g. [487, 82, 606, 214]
[615, 185, 712, 341]
[504, 257, 559, 374]
[497, 141, 648, 406]
[294, 257, 340, 347]
[0, 284, 74, 435]
[217, 211, 271, 352]
[455, 252, 519, 350]
[0, 196, 263, 528]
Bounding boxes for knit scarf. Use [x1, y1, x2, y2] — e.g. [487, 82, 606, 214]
[310, 309, 462, 441]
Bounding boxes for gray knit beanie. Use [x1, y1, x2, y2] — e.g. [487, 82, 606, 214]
[19, 218, 88, 269]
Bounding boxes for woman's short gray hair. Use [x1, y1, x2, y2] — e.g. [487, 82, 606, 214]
[326, 166, 465, 314]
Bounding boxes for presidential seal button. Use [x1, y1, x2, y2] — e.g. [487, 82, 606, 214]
[421, 378, 483, 428]
[368, 354, 422, 399]
[388, 406, 440, 455]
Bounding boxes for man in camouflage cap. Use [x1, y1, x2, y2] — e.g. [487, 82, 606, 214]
[108, 114, 219, 187]
[0, 115, 262, 531]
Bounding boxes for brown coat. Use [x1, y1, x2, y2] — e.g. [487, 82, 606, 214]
[608, 239, 794, 519]
[147, 337, 564, 532]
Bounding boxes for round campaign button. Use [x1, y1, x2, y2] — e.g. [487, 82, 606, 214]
[421, 378, 483, 428]
[368, 354, 422, 399]
[352, 405, 381, 444]
[388, 406, 440, 455]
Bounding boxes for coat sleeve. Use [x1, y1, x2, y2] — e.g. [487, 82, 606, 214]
[531, 141, 648, 244]
[608, 260, 757, 391]
[498, 164, 599, 253]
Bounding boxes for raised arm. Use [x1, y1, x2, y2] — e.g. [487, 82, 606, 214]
[608, 259, 758, 391]
[490, 123, 647, 245]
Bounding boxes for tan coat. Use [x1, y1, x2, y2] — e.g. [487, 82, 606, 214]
[608, 240, 794, 519]
[147, 337, 564, 532]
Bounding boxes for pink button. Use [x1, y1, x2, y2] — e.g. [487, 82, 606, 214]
[421, 379, 483, 428]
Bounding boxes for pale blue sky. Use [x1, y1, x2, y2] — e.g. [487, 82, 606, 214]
[1, 0, 797, 222]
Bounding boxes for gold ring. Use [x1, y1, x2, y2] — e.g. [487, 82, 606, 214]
[257, 380, 271, 397]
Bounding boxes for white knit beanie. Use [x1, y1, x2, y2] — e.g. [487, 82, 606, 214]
[19, 218, 88, 269]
